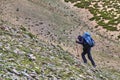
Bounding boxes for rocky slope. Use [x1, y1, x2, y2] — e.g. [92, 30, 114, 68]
[0, 0, 120, 80]
[0, 21, 120, 80]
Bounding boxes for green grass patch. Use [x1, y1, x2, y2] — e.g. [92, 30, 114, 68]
[97, 20, 117, 31]
[26, 32, 35, 39]
[103, 26, 117, 31]
[65, 0, 119, 31]
[74, 2, 91, 9]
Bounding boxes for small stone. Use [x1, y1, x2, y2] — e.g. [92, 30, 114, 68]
[20, 51, 26, 54]
[0, 53, 3, 56]
[24, 34, 31, 39]
[30, 72, 37, 78]
[70, 77, 75, 80]
[16, 8, 19, 11]
[12, 69, 21, 76]
[8, 58, 15, 62]
[39, 22, 43, 25]
[27, 54, 36, 61]
[0, 42, 3, 47]
[5, 45, 11, 50]
[79, 74, 86, 79]
[22, 71, 32, 79]
[13, 48, 20, 54]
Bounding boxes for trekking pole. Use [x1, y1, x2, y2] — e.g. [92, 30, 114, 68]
[76, 42, 80, 57]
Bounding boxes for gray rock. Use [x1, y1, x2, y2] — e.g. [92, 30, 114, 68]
[27, 54, 36, 61]
[21, 71, 32, 79]
[5, 44, 11, 50]
[29, 72, 37, 78]
[12, 69, 21, 76]
[13, 48, 20, 54]
[0, 42, 3, 47]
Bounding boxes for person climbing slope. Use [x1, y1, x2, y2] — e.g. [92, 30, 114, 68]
[76, 32, 96, 67]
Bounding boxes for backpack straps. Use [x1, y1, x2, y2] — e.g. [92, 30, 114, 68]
[82, 32, 95, 47]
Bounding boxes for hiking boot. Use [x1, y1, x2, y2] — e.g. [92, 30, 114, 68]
[93, 65, 97, 68]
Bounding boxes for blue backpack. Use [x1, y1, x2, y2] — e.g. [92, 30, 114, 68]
[83, 32, 95, 47]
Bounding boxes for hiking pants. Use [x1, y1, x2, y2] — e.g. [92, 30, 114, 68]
[81, 47, 96, 66]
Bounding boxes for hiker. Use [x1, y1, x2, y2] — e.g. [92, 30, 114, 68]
[76, 32, 96, 67]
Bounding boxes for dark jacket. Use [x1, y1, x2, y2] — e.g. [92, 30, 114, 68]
[76, 35, 90, 48]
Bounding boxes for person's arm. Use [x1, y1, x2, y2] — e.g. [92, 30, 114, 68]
[76, 35, 83, 44]
[76, 39, 83, 44]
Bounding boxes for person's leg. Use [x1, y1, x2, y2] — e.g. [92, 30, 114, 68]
[81, 48, 87, 63]
[87, 48, 96, 67]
